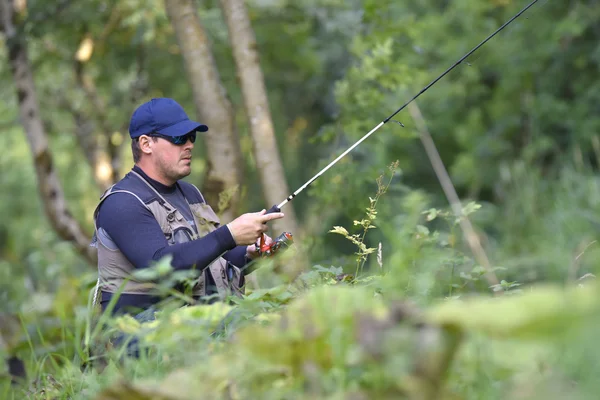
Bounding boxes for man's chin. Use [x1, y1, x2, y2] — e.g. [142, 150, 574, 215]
[181, 167, 192, 177]
[174, 166, 192, 180]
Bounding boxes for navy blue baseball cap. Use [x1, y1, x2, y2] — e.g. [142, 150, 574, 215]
[128, 98, 208, 139]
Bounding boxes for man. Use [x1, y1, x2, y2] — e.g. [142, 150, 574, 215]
[91, 97, 285, 317]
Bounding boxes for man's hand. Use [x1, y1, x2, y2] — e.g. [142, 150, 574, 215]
[226, 209, 284, 246]
[246, 234, 273, 259]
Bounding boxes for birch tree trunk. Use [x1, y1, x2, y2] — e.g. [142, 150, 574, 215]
[219, 0, 300, 237]
[0, 0, 96, 264]
[164, 0, 244, 223]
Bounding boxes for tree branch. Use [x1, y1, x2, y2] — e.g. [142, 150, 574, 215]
[407, 102, 501, 293]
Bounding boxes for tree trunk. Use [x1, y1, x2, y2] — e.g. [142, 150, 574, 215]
[0, 0, 96, 264]
[219, 0, 300, 237]
[164, 0, 244, 223]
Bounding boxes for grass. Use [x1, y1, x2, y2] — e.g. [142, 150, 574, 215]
[3, 161, 600, 399]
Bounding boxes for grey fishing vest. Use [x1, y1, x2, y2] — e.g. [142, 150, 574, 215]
[91, 170, 245, 303]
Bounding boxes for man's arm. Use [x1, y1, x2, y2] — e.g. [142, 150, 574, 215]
[96, 193, 237, 271]
[222, 246, 248, 268]
[222, 234, 276, 275]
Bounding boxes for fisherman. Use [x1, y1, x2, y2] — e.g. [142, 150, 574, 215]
[91, 97, 285, 318]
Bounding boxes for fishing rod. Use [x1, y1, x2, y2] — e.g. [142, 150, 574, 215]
[270, 0, 539, 213]
[258, 0, 540, 254]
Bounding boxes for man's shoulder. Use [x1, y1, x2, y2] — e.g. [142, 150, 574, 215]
[177, 180, 205, 205]
[105, 172, 158, 204]
[94, 172, 154, 216]
[94, 182, 153, 224]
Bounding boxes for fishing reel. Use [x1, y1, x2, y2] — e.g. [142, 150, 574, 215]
[257, 231, 294, 257]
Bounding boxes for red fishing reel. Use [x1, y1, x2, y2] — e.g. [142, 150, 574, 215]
[257, 231, 294, 257]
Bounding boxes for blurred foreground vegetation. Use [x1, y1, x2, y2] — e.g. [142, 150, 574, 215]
[2, 0, 600, 398]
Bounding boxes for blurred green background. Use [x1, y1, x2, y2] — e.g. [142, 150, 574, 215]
[2, 0, 600, 398]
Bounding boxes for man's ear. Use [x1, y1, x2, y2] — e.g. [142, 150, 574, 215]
[138, 136, 154, 155]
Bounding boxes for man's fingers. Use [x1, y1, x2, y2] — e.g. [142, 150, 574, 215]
[260, 212, 285, 222]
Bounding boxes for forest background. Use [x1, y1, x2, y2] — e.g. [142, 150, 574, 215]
[2, 0, 600, 399]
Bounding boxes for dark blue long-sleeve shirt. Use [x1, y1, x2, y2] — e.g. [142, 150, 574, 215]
[96, 166, 249, 313]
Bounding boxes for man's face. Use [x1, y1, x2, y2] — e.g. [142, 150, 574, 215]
[151, 134, 195, 182]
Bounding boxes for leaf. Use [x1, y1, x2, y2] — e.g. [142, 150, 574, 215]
[423, 208, 439, 221]
[362, 247, 376, 255]
[462, 201, 482, 216]
[95, 372, 198, 400]
[131, 268, 160, 282]
[459, 272, 474, 281]
[312, 265, 343, 276]
[233, 285, 391, 372]
[426, 284, 600, 340]
[114, 315, 142, 335]
[95, 381, 161, 400]
[471, 265, 486, 275]
[415, 225, 430, 237]
[329, 226, 350, 236]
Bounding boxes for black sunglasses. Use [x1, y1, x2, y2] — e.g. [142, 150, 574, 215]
[147, 132, 197, 145]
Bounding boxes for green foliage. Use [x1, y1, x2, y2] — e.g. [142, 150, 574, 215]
[7, 265, 600, 399]
[2, 0, 600, 399]
[329, 160, 399, 276]
[1, 156, 595, 399]
[309, 0, 600, 229]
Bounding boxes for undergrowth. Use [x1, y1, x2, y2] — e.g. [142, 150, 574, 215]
[2, 161, 600, 400]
